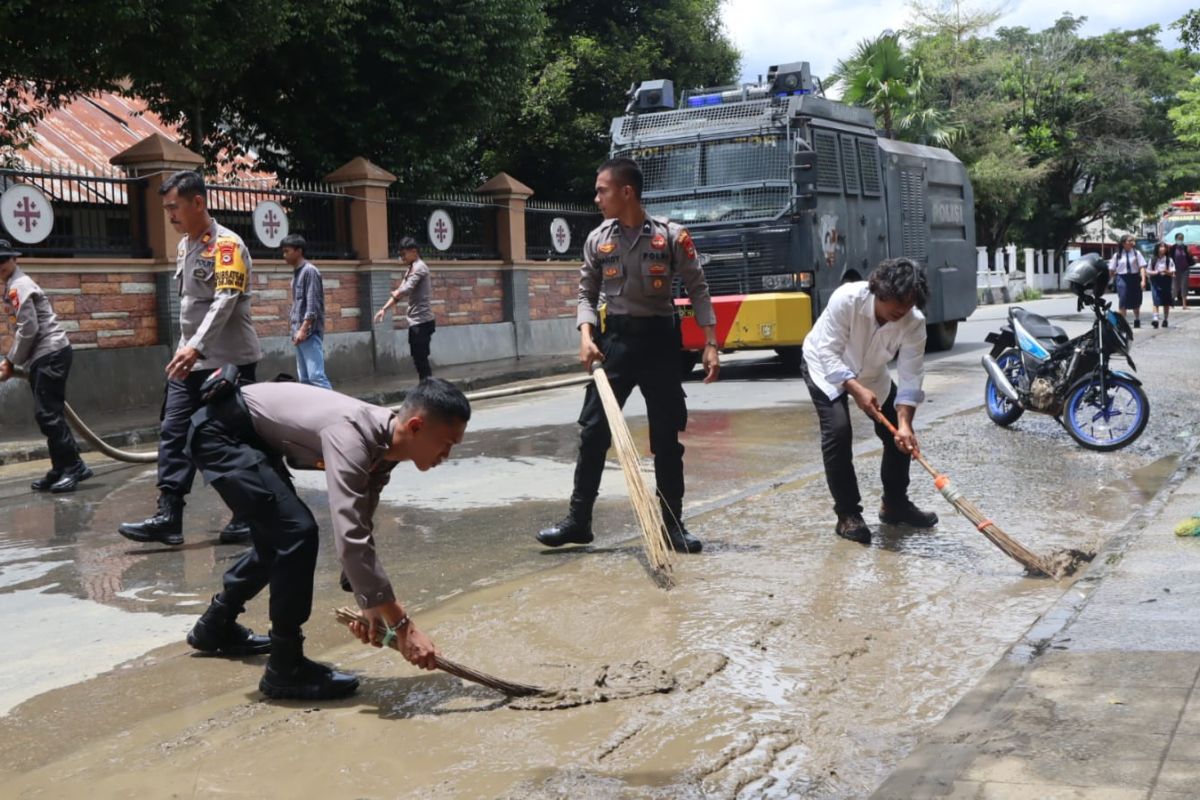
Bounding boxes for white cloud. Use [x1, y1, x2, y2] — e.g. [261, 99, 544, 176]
[720, 0, 1195, 84]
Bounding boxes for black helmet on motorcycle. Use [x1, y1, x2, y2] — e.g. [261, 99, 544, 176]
[1065, 253, 1107, 297]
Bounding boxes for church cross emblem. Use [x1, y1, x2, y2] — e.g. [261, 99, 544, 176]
[262, 209, 281, 239]
[434, 218, 449, 244]
[13, 196, 41, 233]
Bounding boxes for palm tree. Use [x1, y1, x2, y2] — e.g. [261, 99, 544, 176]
[830, 32, 958, 146]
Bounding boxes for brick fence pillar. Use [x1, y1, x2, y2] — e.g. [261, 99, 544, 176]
[476, 173, 534, 354]
[110, 133, 205, 347]
[325, 157, 400, 372]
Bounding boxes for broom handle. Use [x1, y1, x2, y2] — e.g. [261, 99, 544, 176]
[867, 408, 940, 478]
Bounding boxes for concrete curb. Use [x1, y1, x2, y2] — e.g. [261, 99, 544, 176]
[0, 357, 580, 468]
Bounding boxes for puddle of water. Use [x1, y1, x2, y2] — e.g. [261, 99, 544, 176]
[0, 584, 188, 717]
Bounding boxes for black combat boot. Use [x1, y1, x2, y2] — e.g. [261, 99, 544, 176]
[31, 469, 62, 492]
[187, 594, 271, 656]
[259, 632, 359, 700]
[218, 518, 253, 544]
[663, 519, 703, 553]
[536, 495, 595, 547]
[660, 500, 702, 553]
[49, 461, 93, 493]
[835, 512, 872, 545]
[878, 500, 939, 528]
[118, 492, 185, 546]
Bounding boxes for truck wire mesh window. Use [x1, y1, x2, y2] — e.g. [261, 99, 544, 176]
[812, 130, 842, 193]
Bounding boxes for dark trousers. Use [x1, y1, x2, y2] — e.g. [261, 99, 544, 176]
[27, 346, 82, 471]
[157, 362, 257, 497]
[408, 320, 435, 380]
[573, 317, 688, 519]
[189, 412, 318, 637]
[801, 358, 911, 517]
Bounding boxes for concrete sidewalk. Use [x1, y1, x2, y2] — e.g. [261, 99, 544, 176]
[0, 354, 579, 466]
[873, 442, 1200, 800]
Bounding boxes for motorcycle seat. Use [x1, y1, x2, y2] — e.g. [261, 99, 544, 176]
[1012, 307, 1068, 345]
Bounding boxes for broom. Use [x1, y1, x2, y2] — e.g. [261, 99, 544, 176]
[868, 409, 1080, 578]
[334, 607, 548, 698]
[591, 366, 675, 584]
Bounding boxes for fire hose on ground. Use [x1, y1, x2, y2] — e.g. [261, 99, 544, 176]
[11, 365, 591, 466]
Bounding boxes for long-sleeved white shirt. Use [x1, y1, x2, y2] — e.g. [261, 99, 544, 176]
[802, 281, 927, 407]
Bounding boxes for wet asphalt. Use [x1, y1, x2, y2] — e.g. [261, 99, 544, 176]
[1, 294, 1197, 797]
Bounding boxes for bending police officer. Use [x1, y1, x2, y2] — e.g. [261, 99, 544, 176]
[537, 157, 719, 554]
[186, 376, 468, 700]
[118, 171, 262, 547]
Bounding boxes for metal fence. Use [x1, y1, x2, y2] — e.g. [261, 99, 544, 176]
[0, 165, 149, 257]
[386, 193, 500, 260]
[205, 179, 354, 260]
[524, 201, 601, 261]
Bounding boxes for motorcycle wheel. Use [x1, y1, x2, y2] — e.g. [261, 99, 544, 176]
[1062, 374, 1150, 451]
[985, 347, 1025, 426]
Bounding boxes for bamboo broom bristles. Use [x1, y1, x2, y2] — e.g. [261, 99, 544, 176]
[591, 367, 675, 583]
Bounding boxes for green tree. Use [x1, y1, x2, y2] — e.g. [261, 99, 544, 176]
[2, 0, 544, 191]
[479, 0, 740, 200]
[830, 32, 957, 145]
[0, 0, 137, 156]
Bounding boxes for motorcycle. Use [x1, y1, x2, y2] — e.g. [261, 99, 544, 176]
[980, 254, 1149, 451]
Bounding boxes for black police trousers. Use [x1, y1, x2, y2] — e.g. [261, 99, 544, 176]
[27, 346, 82, 471]
[408, 320, 435, 381]
[189, 407, 318, 637]
[573, 316, 688, 520]
[801, 356, 911, 517]
[157, 362, 256, 497]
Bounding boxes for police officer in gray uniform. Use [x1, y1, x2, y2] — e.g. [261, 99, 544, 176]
[0, 240, 93, 492]
[118, 171, 262, 547]
[537, 157, 720, 553]
[186, 375, 468, 700]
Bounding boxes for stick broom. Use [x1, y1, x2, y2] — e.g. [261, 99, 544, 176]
[870, 410, 1056, 577]
[334, 607, 548, 697]
[591, 366, 675, 584]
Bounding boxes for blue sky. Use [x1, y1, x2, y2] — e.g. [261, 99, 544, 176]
[719, 0, 1196, 86]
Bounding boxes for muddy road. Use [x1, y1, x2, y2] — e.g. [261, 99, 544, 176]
[1, 297, 1196, 798]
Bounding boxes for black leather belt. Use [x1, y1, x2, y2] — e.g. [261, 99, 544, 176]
[604, 314, 675, 335]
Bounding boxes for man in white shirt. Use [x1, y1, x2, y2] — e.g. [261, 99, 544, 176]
[801, 258, 937, 544]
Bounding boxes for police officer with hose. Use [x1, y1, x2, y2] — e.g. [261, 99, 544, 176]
[537, 157, 719, 554]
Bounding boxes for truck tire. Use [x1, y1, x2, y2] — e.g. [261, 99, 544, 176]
[925, 321, 958, 352]
[775, 346, 804, 372]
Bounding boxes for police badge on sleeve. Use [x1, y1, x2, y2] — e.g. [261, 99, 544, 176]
[214, 238, 248, 293]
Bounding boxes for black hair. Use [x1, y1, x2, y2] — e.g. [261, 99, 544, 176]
[158, 170, 206, 199]
[1175, 232, 1185, 240]
[281, 234, 307, 253]
[868, 257, 930, 309]
[1154, 241, 1169, 258]
[401, 377, 471, 424]
[598, 157, 643, 199]
[397, 235, 420, 252]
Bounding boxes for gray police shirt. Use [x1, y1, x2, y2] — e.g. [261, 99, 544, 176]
[577, 215, 715, 329]
[177, 221, 262, 369]
[3, 267, 70, 367]
[240, 381, 400, 609]
[393, 258, 434, 326]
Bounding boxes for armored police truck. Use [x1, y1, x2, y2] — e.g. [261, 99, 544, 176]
[611, 61, 977, 367]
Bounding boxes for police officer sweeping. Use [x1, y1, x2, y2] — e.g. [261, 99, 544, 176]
[185, 375, 469, 700]
[0, 240, 93, 492]
[118, 171, 262, 547]
[537, 157, 719, 554]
